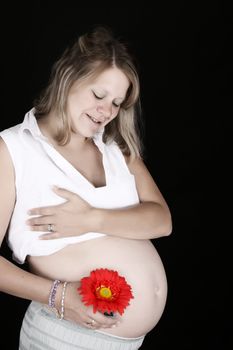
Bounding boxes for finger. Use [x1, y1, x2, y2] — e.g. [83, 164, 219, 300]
[28, 224, 56, 232]
[52, 186, 79, 201]
[28, 207, 55, 216]
[39, 232, 60, 240]
[26, 215, 53, 226]
[84, 319, 101, 329]
[88, 311, 119, 328]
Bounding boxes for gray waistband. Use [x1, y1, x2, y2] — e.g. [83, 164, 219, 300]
[19, 301, 145, 350]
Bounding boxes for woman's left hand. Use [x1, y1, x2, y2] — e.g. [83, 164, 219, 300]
[26, 186, 94, 239]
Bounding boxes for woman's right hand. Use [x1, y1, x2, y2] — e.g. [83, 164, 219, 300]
[59, 281, 120, 330]
[27, 187, 94, 240]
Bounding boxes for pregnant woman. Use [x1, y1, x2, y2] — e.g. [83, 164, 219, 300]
[0, 26, 172, 350]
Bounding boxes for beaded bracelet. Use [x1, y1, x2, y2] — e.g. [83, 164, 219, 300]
[59, 281, 68, 320]
[48, 279, 61, 311]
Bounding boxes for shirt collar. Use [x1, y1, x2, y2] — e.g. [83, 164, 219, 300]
[19, 107, 105, 145]
[19, 108, 47, 141]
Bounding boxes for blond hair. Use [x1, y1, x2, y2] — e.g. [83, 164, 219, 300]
[34, 26, 143, 159]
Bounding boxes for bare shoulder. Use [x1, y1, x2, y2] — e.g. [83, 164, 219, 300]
[124, 155, 168, 205]
[125, 155, 152, 178]
[0, 136, 15, 182]
[0, 136, 7, 150]
[0, 137, 16, 245]
[0, 136, 8, 157]
[0, 136, 12, 164]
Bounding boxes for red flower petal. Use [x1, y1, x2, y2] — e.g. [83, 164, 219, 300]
[78, 268, 134, 315]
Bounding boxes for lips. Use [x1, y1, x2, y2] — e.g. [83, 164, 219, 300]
[87, 114, 102, 124]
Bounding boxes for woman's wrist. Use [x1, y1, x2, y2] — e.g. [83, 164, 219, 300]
[59, 281, 68, 320]
[47, 279, 64, 317]
[90, 207, 105, 233]
[48, 279, 61, 309]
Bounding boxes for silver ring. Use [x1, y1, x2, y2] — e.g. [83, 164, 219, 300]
[47, 224, 54, 232]
[86, 319, 95, 326]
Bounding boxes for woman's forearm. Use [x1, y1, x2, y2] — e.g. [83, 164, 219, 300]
[0, 256, 53, 304]
[93, 201, 172, 240]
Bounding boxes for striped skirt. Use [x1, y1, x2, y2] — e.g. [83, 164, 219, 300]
[19, 301, 145, 350]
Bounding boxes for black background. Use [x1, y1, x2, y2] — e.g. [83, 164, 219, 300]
[0, 1, 232, 349]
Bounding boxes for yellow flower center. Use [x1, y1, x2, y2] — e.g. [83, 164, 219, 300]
[99, 287, 112, 299]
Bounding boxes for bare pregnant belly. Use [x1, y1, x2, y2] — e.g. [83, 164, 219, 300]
[28, 236, 168, 337]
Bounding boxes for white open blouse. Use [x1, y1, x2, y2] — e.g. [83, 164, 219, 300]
[0, 109, 139, 264]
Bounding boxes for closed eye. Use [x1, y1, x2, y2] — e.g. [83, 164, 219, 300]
[93, 91, 103, 100]
[93, 91, 121, 108]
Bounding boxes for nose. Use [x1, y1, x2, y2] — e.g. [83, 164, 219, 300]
[97, 102, 112, 119]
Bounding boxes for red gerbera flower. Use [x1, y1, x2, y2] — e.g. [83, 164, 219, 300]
[78, 268, 134, 315]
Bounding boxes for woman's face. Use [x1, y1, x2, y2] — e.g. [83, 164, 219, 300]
[66, 67, 130, 138]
